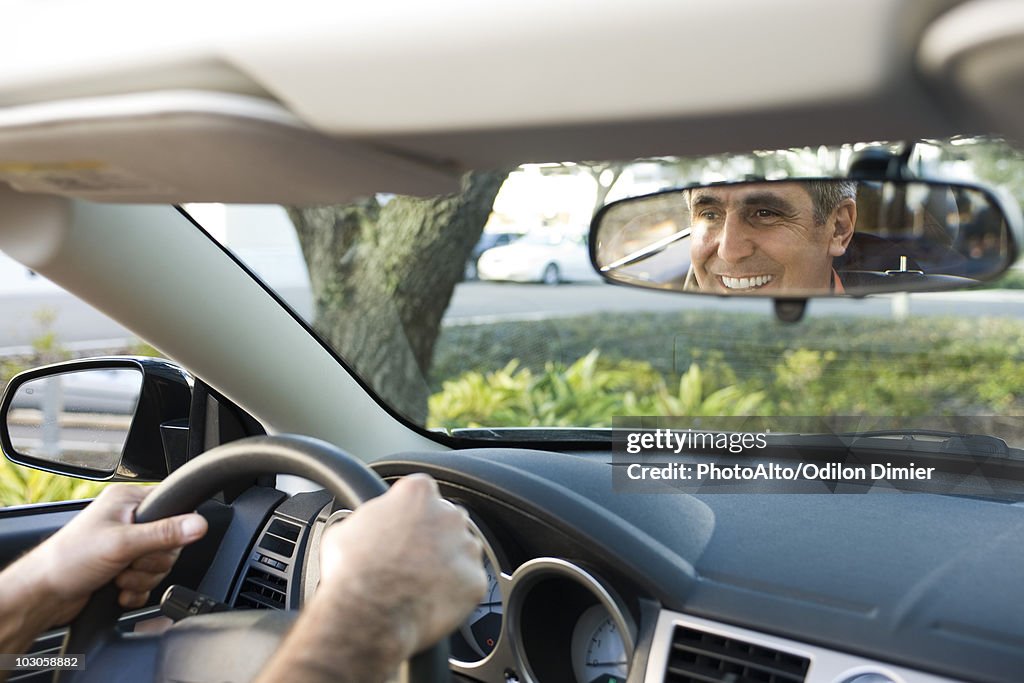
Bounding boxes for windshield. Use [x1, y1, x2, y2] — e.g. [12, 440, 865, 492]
[188, 136, 1024, 449]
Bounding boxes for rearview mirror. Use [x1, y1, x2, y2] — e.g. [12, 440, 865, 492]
[590, 179, 1019, 296]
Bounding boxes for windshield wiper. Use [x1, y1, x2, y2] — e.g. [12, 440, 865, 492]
[450, 427, 612, 443]
[824, 429, 1021, 459]
[449, 426, 1024, 460]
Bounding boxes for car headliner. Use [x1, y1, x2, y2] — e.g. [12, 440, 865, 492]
[0, 0, 1020, 203]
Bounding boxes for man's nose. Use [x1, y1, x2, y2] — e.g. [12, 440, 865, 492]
[716, 213, 755, 262]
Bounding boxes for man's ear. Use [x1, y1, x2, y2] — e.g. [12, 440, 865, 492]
[828, 198, 857, 256]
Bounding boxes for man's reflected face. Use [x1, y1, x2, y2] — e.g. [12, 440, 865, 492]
[689, 183, 852, 294]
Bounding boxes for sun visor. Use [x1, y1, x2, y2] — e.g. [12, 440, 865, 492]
[0, 91, 460, 203]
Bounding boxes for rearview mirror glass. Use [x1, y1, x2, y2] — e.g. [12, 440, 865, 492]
[591, 179, 1016, 296]
[5, 368, 143, 475]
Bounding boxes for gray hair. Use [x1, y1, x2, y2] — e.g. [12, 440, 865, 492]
[805, 180, 857, 224]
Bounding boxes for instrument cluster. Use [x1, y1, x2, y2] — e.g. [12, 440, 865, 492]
[451, 518, 636, 683]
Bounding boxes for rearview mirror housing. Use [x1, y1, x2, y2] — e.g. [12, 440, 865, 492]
[590, 178, 1021, 297]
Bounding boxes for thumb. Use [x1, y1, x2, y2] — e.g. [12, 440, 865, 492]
[119, 513, 208, 557]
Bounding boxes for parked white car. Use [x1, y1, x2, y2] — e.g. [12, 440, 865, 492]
[476, 232, 601, 284]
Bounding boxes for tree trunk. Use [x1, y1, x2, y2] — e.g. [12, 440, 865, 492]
[288, 170, 508, 423]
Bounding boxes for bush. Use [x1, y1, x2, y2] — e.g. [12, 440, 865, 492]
[428, 307, 1024, 441]
[432, 311, 1024, 420]
[0, 457, 109, 507]
[980, 269, 1024, 290]
[429, 350, 767, 429]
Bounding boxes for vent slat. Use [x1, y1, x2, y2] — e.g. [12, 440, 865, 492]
[664, 626, 809, 683]
[244, 575, 287, 594]
[235, 566, 287, 610]
[664, 666, 726, 683]
[236, 591, 285, 610]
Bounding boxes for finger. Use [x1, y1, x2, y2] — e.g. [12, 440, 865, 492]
[453, 503, 471, 525]
[434, 500, 470, 532]
[394, 472, 439, 499]
[463, 530, 484, 555]
[115, 513, 208, 561]
[116, 568, 168, 592]
[97, 483, 154, 506]
[83, 484, 154, 525]
[129, 548, 181, 574]
[118, 589, 150, 610]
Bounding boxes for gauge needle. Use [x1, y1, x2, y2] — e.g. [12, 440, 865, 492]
[477, 601, 502, 607]
[588, 661, 628, 666]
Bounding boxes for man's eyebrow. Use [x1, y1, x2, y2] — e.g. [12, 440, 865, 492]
[690, 193, 724, 207]
[741, 192, 798, 214]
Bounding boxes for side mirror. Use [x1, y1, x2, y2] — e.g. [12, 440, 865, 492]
[590, 178, 1021, 297]
[0, 358, 192, 481]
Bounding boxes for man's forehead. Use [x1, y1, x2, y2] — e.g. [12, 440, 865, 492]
[690, 182, 813, 204]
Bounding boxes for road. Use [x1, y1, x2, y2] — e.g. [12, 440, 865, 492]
[3, 282, 1024, 353]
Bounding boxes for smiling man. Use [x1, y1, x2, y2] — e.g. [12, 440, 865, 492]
[684, 181, 857, 294]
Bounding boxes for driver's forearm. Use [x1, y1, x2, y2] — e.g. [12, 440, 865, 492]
[0, 553, 66, 682]
[254, 587, 411, 683]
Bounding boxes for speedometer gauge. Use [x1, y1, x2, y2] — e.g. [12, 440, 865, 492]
[458, 556, 503, 657]
[571, 604, 629, 683]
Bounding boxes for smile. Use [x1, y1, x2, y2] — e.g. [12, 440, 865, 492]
[720, 274, 775, 290]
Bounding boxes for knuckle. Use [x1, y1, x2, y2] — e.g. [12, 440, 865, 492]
[118, 571, 145, 591]
[119, 591, 146, 609]
[153, 519, 180, 547]
[405, 473, 438, 496]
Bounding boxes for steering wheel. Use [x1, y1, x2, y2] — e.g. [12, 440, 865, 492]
[56, 434, 451, 683]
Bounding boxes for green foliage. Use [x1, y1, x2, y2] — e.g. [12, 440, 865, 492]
[654, 363, 766, 417]
[430, 310, 1024, 432]
[0, 456, 110, 507]
[981, 269, 1024, 290]
[127, 340, 165, 357]
[429, 350, 766, 429]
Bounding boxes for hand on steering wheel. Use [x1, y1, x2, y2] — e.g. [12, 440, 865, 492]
[57, 434, 479, 683]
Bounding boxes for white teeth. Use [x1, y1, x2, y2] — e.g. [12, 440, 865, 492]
[722, 274, 773, 289]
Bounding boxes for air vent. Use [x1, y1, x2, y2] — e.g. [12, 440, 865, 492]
[665, 626, 809, 683]
[234, 567, 287, 610]
[10, 632, 63, 683]
[257, 518, 301, 558]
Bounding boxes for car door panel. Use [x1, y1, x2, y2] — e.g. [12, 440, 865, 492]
[0, 500, 89, 570]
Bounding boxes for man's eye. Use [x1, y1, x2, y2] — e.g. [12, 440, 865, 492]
[754, 209, 780, 219]
[698, 210, 720, 221]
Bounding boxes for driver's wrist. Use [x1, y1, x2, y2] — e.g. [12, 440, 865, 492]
[314, 573, 419, 664]
[0, 551, 65, 649]
[255, 585, 414, 683]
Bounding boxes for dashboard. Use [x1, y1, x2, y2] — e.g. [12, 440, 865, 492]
[216, 447, 1024, 683]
